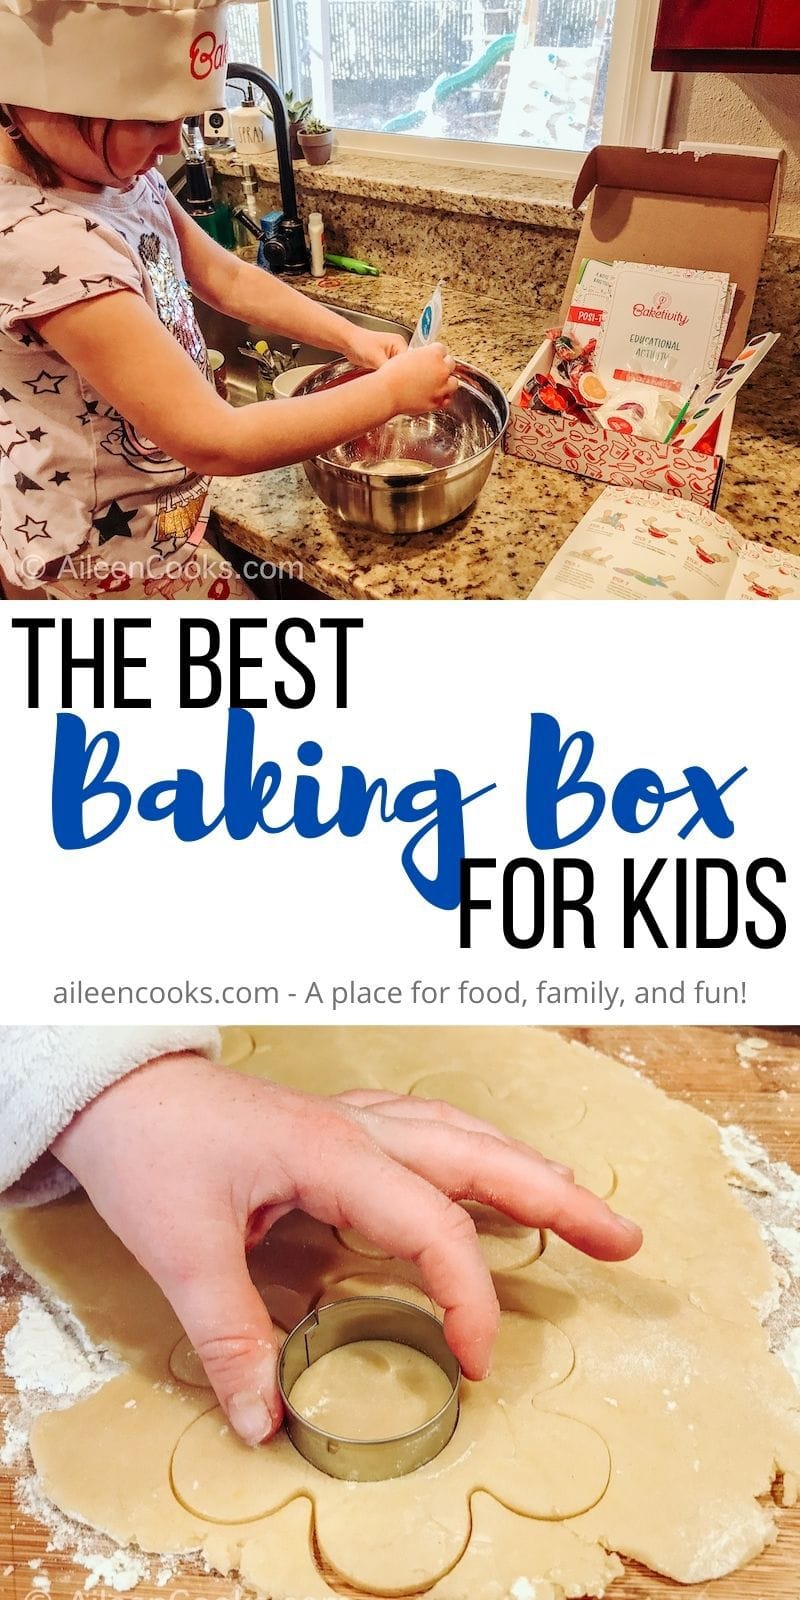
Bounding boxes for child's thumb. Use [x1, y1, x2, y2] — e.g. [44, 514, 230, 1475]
[162, 1248, 284, 1447]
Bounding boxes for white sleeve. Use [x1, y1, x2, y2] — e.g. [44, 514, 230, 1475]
[0, 1026, 221, 1207]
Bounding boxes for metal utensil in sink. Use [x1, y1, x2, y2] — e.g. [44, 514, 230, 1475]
[294, 358, 509, 533]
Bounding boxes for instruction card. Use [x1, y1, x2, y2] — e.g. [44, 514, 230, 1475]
[530, 488, 800, 601]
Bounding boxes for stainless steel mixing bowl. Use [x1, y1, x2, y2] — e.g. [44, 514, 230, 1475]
[295, 358, 509, 534]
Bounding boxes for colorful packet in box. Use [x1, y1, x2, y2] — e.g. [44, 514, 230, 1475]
[560, 259, 616, 356]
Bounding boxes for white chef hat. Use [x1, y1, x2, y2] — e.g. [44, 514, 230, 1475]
[0, 0, 245, 120]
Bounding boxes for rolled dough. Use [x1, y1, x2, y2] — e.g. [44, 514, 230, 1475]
[288, 1339, 453, 1440]
[2, 1027, 799, 1600]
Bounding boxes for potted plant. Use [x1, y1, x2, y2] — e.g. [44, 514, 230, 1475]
[298, 116, 334, 167]
[284, 90, 313, 160]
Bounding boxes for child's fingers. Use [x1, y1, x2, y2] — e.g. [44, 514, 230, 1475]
[146, 1219, 284, 1448]
[320, 1153, 500, 1379]
[354, 1114, 642, 1263]
[337, 1087, 516, 1140]
[335, 1089, 574, 1178]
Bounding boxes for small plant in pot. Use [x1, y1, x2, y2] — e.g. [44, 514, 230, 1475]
[298, 116, 334, 167]
[284, 89, 312, 160]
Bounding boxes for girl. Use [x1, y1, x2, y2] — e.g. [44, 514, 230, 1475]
[0, 1026, 642, 1446]
[0, 0, 458, 600]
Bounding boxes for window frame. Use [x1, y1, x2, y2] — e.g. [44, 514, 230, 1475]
[253, 0, 672, 179]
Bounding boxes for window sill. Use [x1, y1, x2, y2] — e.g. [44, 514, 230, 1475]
[209, 146, 583, 232]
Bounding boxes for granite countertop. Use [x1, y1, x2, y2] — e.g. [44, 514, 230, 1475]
[210, 269, 800, 600]
[211, 147, 582, 231]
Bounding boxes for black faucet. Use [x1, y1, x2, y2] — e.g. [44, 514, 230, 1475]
[226, 62, 310, 275]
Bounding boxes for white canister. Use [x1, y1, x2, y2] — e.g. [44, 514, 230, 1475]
[308, 211, 325, 277]
[230, 102, 275, 156]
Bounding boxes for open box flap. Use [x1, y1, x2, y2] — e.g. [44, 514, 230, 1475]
[564, 147, 783, 360]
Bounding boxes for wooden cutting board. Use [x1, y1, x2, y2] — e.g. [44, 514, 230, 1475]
[1, 1026, 798, 1599]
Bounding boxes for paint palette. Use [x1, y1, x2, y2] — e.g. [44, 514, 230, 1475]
[674, 332, 780, 446]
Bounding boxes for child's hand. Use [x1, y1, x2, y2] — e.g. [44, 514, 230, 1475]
[51, 1053, 642, 1448]
[343, 327, 408, 368]
[381, 343, 460, 415]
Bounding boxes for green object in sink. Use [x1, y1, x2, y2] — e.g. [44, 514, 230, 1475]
[324, 253, 380, 276]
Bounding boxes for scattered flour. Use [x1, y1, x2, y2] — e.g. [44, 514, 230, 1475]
[617, 1047, 645, 1068]
[772, 1225, 800, 1279]
[720, 1124, 777, 1194]
[81, 1551, 148, 1593]
[4, 1297, 101, 1396]
[4, 1292, 122, 1397]
[1, 1414, 28, 1467]
[735, 1036, 771, 1065]
[718, 1124, 800, 1393]
[510, 1581, 538, 1600]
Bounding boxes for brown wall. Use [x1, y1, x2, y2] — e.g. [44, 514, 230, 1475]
[666, 72, 800, 237]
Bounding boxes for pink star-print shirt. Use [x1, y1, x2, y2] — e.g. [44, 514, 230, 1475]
[0, 165, 215, 592]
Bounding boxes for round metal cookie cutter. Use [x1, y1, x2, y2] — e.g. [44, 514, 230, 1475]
[277, 1296, 461, 1481]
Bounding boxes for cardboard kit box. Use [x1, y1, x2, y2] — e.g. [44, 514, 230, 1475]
[506, 147, 783, 508]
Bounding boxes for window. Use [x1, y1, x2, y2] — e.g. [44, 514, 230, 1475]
[227, 4, 263, 66]
[228, 0, 669, 175]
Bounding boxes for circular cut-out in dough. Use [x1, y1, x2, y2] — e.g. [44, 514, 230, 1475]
[334, 1227, 390, 1260]
[488, 1312, 575, 1398]
[246, 1280, 310, 1335]
[172, 1406, 306, 1523]
[336, 1207, 542, 1274]
[289, 1340, 454, 1443]
[316, 1275, 437, 1318]
[537, 1140, 616, 1200]
[410, 1069, 586, 1136]
[462, 1202, 544, 1272]
[169, 1325, 290, 1390]
[169, 1336, 213, 1389]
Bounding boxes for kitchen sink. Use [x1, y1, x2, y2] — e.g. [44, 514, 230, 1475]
[193, 297, 412, 407]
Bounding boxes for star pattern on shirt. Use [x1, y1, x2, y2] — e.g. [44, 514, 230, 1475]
[30, 197, 52, 216]
[0, 427, 27, 459]
[28, 426, 47, 443]
[50, 469, 71, 486]
[14, 471, 43, 495]
[85, 218, 100, 232]
[0, 387, 18, 405]
[77, 400, 100, 426]
[42, 265, 66, 286]
[14, 514, 48, 543]
[94, 501, 137, 543]
[19, 332, 37, 348]
[80, 274, 118, 293]
[24, 370, 67, 397]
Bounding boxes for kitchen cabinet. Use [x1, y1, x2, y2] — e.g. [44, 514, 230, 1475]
[652, 0, 800, 71]
[756, 2, 800, 49]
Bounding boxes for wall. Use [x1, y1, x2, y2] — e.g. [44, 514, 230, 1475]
[667, 73, 800, 237]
